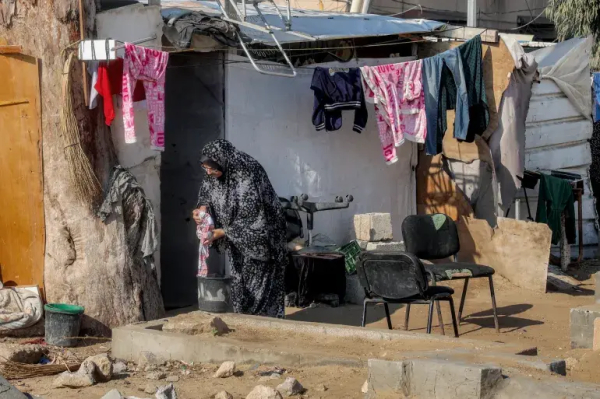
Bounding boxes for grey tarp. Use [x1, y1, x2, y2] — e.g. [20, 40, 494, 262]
[532, 36, 594, 121]
[98, 165, 159, 270]
[488, 35, 538, 211]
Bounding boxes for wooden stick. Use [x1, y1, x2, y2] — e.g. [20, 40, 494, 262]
[0, 45, 22, 54]
[78, 0, 89, 106]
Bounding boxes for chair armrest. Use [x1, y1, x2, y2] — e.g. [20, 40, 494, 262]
[426, 269, 437, 285]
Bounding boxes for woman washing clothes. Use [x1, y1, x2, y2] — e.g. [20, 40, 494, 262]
[192, 139, 287, 319]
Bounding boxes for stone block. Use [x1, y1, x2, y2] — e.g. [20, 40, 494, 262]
[407, 359, 502, 399]
[594, 318, 600, 351]
[365, 359, 409, 398]
[344, 274, 366, 305]
[353, 213, 393, 242]
[570, 304, 600, 349]
[365, 241, 405, 252]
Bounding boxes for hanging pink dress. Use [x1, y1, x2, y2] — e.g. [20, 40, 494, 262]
[122, 43, 169, 151]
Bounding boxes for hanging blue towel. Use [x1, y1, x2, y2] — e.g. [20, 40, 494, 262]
[593, 73, 600, 122]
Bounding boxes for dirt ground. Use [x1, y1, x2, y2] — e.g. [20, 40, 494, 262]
[286, 259, 600, 384]
[7, 260, 600, 398]
[20, 363, 366, 399]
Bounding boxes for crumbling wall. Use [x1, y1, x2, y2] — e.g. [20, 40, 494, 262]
[0, 0, 164, 335]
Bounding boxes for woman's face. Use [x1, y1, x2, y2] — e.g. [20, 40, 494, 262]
[202, 162, 223, 178]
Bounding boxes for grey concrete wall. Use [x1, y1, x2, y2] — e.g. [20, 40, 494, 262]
[161, 53, 226, 309]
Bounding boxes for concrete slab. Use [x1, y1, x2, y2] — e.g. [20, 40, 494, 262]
[365, 241, 406, 252]
[112, 312, 538, 369]
[570, 304, 600, 349]
[493, 375, 600, 399]
[366, 358, 502, 399]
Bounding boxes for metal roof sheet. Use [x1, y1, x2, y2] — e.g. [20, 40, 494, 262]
[158, 0, 445, 44]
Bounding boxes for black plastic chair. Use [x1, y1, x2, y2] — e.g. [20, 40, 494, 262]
[402, 214, 500, 333]
[356, 251, 459, 337]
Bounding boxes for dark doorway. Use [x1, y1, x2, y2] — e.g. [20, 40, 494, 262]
[161, 53, 226, 309]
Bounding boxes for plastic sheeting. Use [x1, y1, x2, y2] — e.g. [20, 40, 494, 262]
[531, 36, 594, 121]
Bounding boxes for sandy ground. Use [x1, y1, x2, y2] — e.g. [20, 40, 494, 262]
[286, 259, 600, 384]
[21, 362, 366, 399]
[7, 260, 600, 398]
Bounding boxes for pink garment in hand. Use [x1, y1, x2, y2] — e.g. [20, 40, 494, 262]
[122, 43, 169, 151]
[361, 60, 427, 164]
[196, 212, 214, 277]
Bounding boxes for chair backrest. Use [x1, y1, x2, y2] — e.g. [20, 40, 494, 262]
[402, 214, 459, 260]
[279, 197, 303, 242]
[356, 251, 429, 300]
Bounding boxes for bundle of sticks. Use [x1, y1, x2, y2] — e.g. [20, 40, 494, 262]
[0, 358, 81, 380]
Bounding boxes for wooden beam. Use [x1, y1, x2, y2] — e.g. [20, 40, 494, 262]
[434, 26, 499, 43]
[0, 45, 22, 54]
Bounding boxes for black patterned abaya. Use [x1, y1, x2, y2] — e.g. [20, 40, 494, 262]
[196, 140, 287, 318]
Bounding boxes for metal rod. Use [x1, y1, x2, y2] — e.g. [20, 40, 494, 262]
[467, 0, 477, 27]
[110, 35, 157, 51]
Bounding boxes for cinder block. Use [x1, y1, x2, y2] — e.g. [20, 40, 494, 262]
[365, 359, 409, 398]
[366, 241, 405, 252]
[570, 305, 600, 349]
[353, 213, 393, 242]
[344, 274, 366, 305]
[407, 359, 502, 399]
[594, 318, 600, 351]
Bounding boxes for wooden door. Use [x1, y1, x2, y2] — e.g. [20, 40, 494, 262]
[0, 49, 44, 290]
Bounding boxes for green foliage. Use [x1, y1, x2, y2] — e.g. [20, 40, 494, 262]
[546, 0, 600, 70]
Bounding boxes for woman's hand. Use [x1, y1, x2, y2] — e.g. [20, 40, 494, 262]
[193, 206, 207, 224]
[203, 228, 225, 245]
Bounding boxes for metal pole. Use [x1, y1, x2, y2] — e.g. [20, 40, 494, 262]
[361, 0, 371, 13]
[467, 0, 477, 27]
[350, 0, 363, 13]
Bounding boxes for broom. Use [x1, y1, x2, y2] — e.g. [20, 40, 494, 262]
[61, 52, 102, 205]
[0, 359, 81, 380]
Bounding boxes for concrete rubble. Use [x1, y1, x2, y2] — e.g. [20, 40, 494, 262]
[246, 385, 283, 399]
[214, 361, 237, 378]
[101, 384, 178, 399]
[52, 353, 113, 388]
[276, 377, 304, 396]
[213, 391, 233, 399]
[0, 375, 29, 399]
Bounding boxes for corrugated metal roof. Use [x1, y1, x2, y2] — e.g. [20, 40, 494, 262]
[159, 1, 445, 44]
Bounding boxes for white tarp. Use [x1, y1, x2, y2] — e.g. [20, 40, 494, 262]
[531, 36, 594, 121]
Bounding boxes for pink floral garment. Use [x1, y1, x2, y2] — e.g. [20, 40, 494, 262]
[122, 43, 169, 151]
[361, 60, 427, 164]
[196, 211, 214, 277]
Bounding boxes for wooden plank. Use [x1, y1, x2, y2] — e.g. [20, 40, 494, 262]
[0, 45, 21, 54]
[526, 142, 592, 170]
[0, 53, 44, 291]
[525, 119, 593, 149]
[434, 26, 499, 43]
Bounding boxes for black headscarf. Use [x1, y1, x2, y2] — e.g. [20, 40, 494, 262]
[196, 140, 287, 262]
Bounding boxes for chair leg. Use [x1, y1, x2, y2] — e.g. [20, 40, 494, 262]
[361, 300, 369, 327]
[383, 303, 393, 330]
[435, 301, 445, 335]
[488, 276, 500, 333]
[458, 278, 470, 322]
[404, 304, 411, 331]
[448, 297, 459, 338]
[426, 301, 435, 334]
